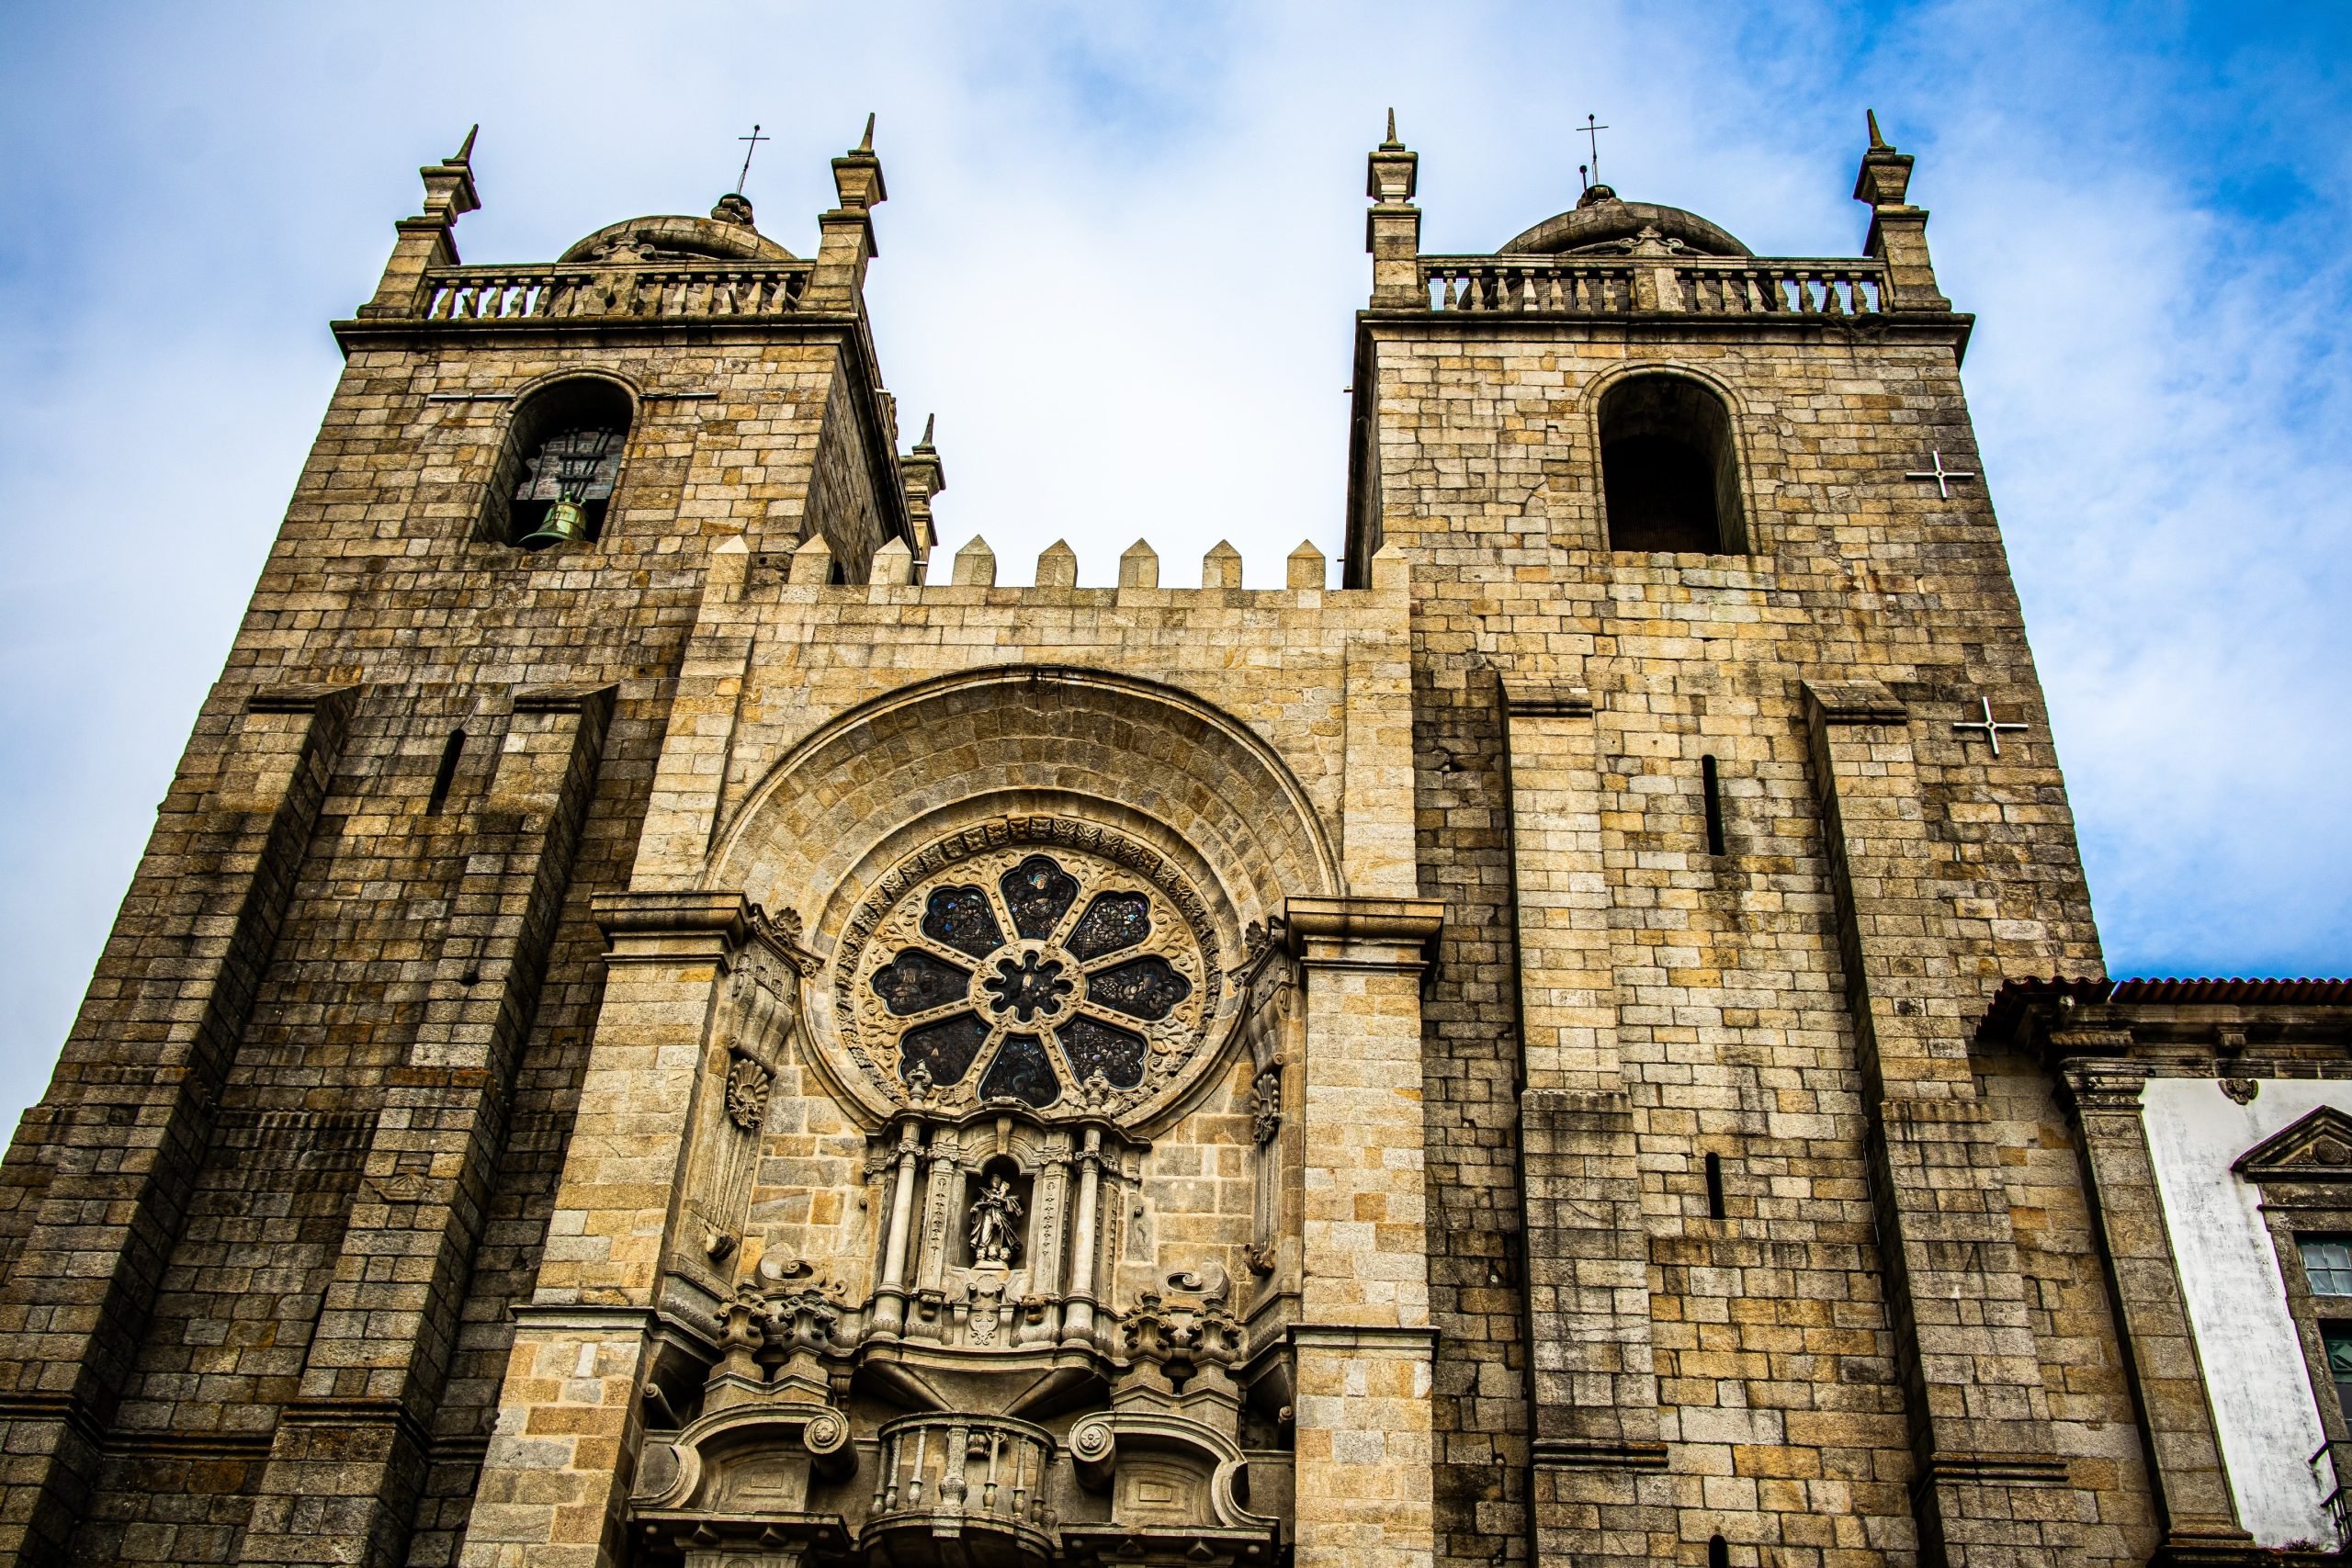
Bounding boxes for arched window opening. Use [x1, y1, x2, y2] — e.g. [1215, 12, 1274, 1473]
[483, 377, 633, 551]
[1708, 1535, 1730, 1568]
[1599, 375, 1743, 554]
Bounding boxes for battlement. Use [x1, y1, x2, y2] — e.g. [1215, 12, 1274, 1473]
[729, 533, 1405, 602]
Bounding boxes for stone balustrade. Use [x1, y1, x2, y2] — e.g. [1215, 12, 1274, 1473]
[867, 1412, 1059, 1549]
[413, 261, 814, 322]
[1417, 254, 1886, 316]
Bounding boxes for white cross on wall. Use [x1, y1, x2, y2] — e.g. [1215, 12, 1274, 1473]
[1952, 697, 2028, 756]
[1905, 449, 1977, 500]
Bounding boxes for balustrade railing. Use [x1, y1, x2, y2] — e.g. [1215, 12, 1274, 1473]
[2315, 1438, 2352, 1550]
[868, 1413, 1058, 1534]
[414, 263, 813, 323]
[1419, 256, 1885, 318]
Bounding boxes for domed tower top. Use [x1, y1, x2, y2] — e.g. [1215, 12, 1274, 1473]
[1497, 182, 1751, 257]
[559, 193, 798, 265]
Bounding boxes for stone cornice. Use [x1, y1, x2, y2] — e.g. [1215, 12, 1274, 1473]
[1283, 896, 1442, 969]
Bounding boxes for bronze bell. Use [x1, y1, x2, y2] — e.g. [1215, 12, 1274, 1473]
[517, 497, 590, 551]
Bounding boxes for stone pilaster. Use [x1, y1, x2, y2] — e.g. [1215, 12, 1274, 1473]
[243, 686, 612, 1568]
[0, 682, 357, 1566]
[457, 891, 755, 1568]
[1804, 679, 2083, 1567]
[2057, 1058, 2253, 1562]
[1285, 896, 1443, 1568]
[1496, 679, 1667, 1565]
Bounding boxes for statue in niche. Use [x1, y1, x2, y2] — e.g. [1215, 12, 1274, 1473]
[968, 1173, 1023, 1267]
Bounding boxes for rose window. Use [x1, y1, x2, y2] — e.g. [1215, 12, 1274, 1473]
[837, 827, 1219, 1117]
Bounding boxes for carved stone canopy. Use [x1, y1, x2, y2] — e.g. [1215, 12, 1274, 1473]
[2234, 1104, 2352, 1182]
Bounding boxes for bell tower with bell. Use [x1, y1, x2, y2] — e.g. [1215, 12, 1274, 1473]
[0, 121, 939, 1568]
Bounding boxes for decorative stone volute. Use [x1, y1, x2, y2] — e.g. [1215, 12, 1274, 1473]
[1121, 1268, 1243, 1392]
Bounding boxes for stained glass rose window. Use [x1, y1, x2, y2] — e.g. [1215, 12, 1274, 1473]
[836, 824, 1220, 1119]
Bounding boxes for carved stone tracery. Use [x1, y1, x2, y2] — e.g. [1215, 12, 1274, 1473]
[835, 821, 1224, 1123]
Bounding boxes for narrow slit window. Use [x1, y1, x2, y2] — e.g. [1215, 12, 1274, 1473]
[1701, 754, 1726, 855]
[1708, 1535, 1729, 1568]
[1704, 1151, 1725, 1221]
[426, 728, 466, 815]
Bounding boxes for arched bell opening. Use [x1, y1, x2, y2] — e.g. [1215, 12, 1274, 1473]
[481, 375, 635, 551]
[1598, 373, 1745, 554]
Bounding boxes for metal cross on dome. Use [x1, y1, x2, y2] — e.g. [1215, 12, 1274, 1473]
[1577, 114, 1610, 186]
[1952, 697, 2029, 756]
[734, 123, 770, 196]
[1905, 448, 1977, 500]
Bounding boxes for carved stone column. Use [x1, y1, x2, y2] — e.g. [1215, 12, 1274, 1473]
[910, 1132, 960, 1339]
[871, 1121, 923, 1338]
[1062, 1128, 1106, 1348]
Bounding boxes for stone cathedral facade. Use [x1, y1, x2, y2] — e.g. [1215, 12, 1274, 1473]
[3, 116, 2349, 1568]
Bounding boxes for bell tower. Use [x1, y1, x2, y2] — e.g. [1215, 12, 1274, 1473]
[0, 124, 934, 1568]
[1346, 118, 2141, 1568]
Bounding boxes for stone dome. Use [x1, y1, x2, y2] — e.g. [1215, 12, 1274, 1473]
[559, 194, 797, 265]
[1499, 184, 1749, 257]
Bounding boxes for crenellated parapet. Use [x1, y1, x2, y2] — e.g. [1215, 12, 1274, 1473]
[774, 533, 1374, 598]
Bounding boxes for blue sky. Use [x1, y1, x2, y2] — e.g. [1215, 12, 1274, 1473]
[1, 1, 2346, 1126]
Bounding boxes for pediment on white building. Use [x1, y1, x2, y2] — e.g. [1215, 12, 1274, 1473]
[2234, 1104, 2352, 1181]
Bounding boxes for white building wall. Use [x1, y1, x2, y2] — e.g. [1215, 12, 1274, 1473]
[2142, 1077, 2351, 1546]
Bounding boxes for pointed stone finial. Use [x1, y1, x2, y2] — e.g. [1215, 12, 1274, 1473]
[1118, 540, 1159, 591]
[1202, 541, 1242, 590]
[1855, 107, 1913, 204]
[1036, 540, 1079, 590]
[871, 536, 914, 586]
[1366, 115, 1420, 306]
[952, 536, 997, 587]
[1286, 540, 1327, 591]
[1371, 542, 1410, 595]
[918, 412, 936, 449]
[359, 130, 481, 318]
[788, 532, 834, 585]
[1853, 110, 1939, 310]
[859, 112, 876, 152]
